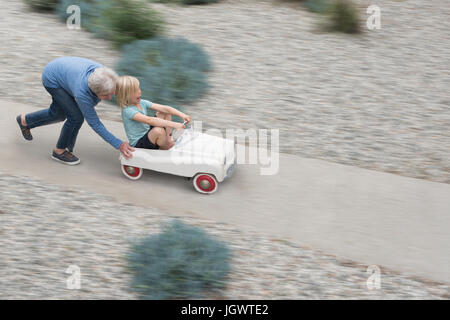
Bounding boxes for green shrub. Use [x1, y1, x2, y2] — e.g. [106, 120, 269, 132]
[56, 0, 112, 37]
[115, 37, 211, 108]
[181, 0, 220, 4]
[24, 0, 59, 11]
[325, 0, 360, 34]
[57, 0, 164, 47]
[147, 0, 179, 3]
[148, 0, 220, 4]
[104, 0, 164, 47]
[305, 0, 331, 13]
[127, 219, 231, 299]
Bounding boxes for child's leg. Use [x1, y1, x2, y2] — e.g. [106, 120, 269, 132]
[155, 111, 173, 139]
[148, 127, 174, 150]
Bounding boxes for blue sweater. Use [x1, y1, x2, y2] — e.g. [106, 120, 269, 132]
[42, 56, 122, 149]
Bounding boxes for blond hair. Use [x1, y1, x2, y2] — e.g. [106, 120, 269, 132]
[115, 76, 140, 108]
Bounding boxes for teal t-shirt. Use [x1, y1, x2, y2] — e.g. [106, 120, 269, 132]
[121, 99, 154, 147]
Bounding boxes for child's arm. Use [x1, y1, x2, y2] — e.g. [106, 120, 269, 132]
[150, 103, 191, 123]
[132, 113, 185, 129]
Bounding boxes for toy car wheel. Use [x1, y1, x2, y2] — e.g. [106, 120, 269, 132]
[122, 165, 143, 180]
[193, 173, 218, 194]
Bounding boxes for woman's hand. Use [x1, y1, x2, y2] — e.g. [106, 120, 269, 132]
[119, 141, 135, 159]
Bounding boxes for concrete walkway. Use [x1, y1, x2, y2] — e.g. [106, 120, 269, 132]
[2, 100, 449, 283]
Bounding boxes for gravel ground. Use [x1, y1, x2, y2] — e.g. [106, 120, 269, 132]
[1, 0, 449, 184]
[0, 172, 449, 299]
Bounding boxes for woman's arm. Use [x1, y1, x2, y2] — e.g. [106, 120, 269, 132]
[132, 113, 184, 129]
[75, 96, 123, 149]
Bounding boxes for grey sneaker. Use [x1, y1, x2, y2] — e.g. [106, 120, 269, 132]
[51, 150, 80, 165]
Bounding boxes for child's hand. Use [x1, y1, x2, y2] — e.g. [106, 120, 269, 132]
[181, 114, 192, 124]
[174, 122, 186, 130]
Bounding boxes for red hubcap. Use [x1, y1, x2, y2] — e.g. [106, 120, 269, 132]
[196, 175, 215, 192]
[124, 165, 140, 177]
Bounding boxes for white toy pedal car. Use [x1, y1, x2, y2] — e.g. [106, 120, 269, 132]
[119, 123, 237, 194]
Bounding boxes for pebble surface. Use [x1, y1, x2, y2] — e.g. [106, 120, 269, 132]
[1, 0, 449, 184]
[0, 172, 449, 299]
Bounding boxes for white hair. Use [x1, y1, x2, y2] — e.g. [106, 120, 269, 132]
[88, 67, 119, 96]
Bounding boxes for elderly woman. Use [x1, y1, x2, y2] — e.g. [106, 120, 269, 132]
[16, 56, 134, 165]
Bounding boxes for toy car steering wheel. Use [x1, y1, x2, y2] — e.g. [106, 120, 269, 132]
[172, 120, 190, 142]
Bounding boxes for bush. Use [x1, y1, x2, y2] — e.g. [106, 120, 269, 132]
[148, 0, 220, 4]
[56, 0, 112, 37]
[24, 0, 60, 11]
[305, 0, 331, 13]
[127, 219, 231, 299]
[57, 0, 164, 47]
[115, 37, 211, 107]
[181, 0, 220, 4]
[104, 0, 164, 47]
[325, 0, 360, 34]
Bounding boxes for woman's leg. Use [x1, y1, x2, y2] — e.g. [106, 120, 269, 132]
[64, 115, 84, 153]
[46, 88, 84, 153]
[24, 87, 67, 129]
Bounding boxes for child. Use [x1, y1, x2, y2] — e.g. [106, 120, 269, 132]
[116, 76, 191, 150]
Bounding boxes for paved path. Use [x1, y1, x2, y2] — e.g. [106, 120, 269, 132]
[2, 100, 449, 283]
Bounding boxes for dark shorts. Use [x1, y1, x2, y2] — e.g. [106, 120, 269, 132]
[134, 127, 160, 150]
